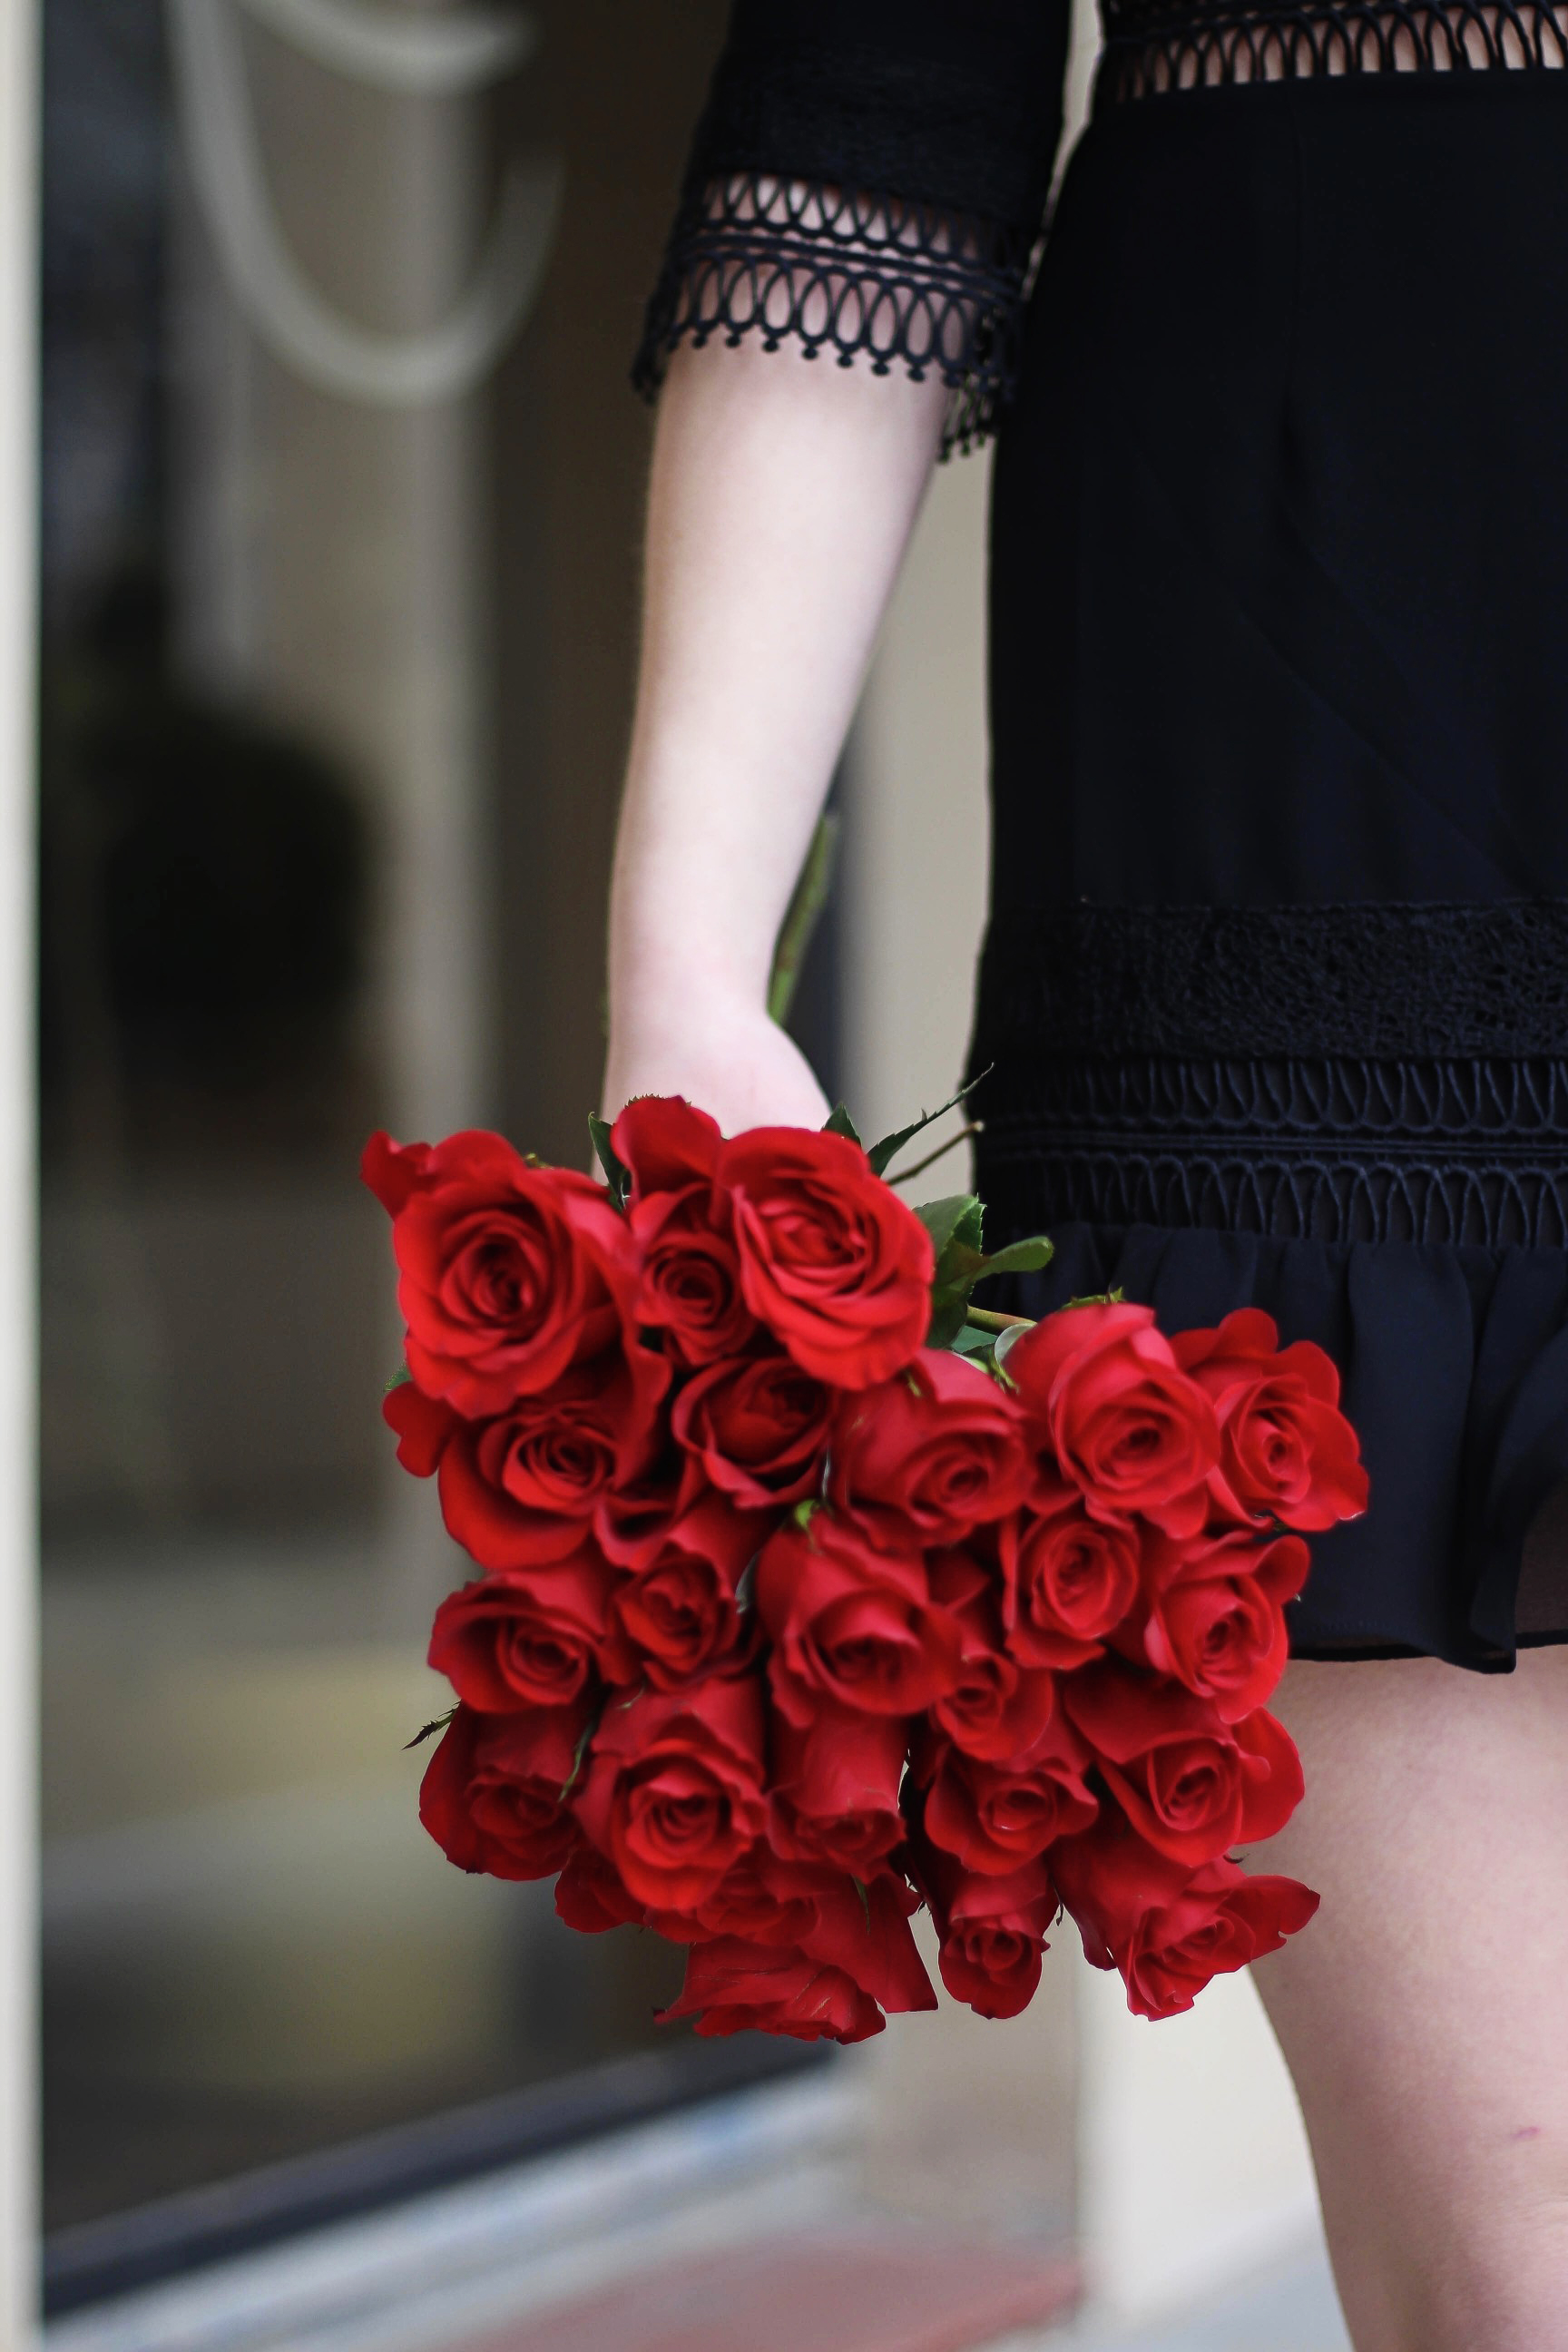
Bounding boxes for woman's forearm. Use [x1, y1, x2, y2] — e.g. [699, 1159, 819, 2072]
[604, 336, 947, 1126]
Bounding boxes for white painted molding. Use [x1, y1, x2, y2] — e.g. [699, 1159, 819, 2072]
[1075, 1961, 1322, 2325]
[0, 0, 40, 2341]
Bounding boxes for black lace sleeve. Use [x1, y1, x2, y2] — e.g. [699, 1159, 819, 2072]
[632, 0, 1073, 455]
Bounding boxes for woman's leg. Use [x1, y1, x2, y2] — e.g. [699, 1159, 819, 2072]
[1245, 1646, 1568, 2352]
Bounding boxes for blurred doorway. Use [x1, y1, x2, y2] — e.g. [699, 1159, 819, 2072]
[36, 0, 827, 2313]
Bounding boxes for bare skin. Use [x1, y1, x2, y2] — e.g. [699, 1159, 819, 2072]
[603, 334, 1568, 2348]
[1247, 1648, 1568, 2351]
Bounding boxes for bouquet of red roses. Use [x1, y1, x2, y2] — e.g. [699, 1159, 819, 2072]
[365, 1091, 1367, 2043]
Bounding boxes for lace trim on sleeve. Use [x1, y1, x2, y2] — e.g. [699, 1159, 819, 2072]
[632, 172, 1037, 457]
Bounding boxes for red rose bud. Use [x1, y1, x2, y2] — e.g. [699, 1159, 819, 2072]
[419, 1701, 584, 1880]
[374, 1130, 636, 1416]
[927, 1549, 1058, 1764]
[427, 1553, 618, 1710]
[382, 1379, 458, 1475]
[572, 1676, 769, 1910]
[631, 1189, 760, 1367]
[648, 1847, 845, 1947]
[797, 1870, 937, 2017]
[611, 1094, 724, 1203]
[671, 1353, 833, 1508]
[1172, 1308, 1369, 1531]
[554, 1842, 645, 1933]
[828, 1349, 1031, 1551]
[608, 1495, 763, 1689]
[659, 1935, 887, 2043]
[436, 1348, 668, 1571]
[769, 1705, 908, 1873]
[1007, 1302, 1220, 1538]
[1140, 1527, 1308, 1720]
[999, 1484, 1142, 1670]
[717, 1127, 935, 1388]
[755, 1514, 964, 1726]
[919, 1715, 1098, 1876]
[1063, 1661, 1305, 1867]
[1052, 1817, 1318, 2017]
[922, 1848, 1057, 2021]
[1117, 1862, 1320, 2018]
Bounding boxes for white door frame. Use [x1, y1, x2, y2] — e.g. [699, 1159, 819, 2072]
[0, 0, 41, 2339]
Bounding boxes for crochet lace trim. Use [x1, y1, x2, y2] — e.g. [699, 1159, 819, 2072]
[972, 902, 1568, 1248]
[975, 899, 1568, 1061]
[978, 1054, 1568, 1246]
[1096, 0, 1568, 101]
[632, 173, 1035, 457]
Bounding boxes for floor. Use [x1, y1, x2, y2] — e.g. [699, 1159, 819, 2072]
[442, 2233, 1352, 2352]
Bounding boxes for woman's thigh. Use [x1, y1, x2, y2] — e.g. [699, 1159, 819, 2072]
[1245, 1646, 1568, 2352]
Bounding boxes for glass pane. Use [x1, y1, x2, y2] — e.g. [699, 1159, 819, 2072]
[38, 0, 740, 2238]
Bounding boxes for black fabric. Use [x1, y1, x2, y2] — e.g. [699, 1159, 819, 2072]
[970, 73, 1568, 1668]
[633, 0, 1070, 451]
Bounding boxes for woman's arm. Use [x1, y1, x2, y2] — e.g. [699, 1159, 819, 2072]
[603, 335, 949, 1133]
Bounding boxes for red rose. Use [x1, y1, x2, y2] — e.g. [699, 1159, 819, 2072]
[608, 1496, 762, 1688]
[671, 1353, 832, 1507]
[1007, 1303, 1220, 1538]
[365, 1129, 634, 1416]
[427, 1553, 617, 1710]
[718, 1128, 935, 1387]
[1119, 1863, 1319, 2017]
[594, 1451, 698, 1571]
[828, 1348, 1030, 1550]
[920, 1847, 1056, 2020]
[382, 1379, 457, 1475]
[436, 1351, 666, 1570]
[999, 1482, 1142, 1670]
[755, 1514, 963, 1726]
[1172, 1308, 1368, 1531]
[659, 1935, 886, 2043]
[927, 1550, 1058, 1763]
[612, 1094, 724, 1203]
[572, 1676, 768, 1909]
[1063, 1661, 1304, 1867]
[649, 1846, 844, 1946]
[631, 1191, 759, 1367]
[554, 1841, 645, 1933]
[769, 1705, 908, 1874]
[1141, 1528, 1308, 1720]
[919, 1716, 1098, 1876]
[1052, 1816, 1318, 2017]
[419, 1701, 583, 1879]
[659, 1873, 936, 2042]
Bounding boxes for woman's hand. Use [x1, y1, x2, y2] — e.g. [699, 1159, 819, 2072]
[603, 989, 829, 1136]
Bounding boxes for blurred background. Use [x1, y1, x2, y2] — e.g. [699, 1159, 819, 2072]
[0, 1, 1347, 2347]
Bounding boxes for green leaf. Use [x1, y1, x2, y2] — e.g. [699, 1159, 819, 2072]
[1064, 1287, 1127, 1309]
[822, 1102, 863, 1146]
[735, 1553, 760, 1613]
[404, 1706, 456, 1750]
[588, 1113, 631, 1211]
[949, 1323, 996, 1358]
[916, 1193, 983, 1260]
[926, 1291, 971, 1351]
[975, 1233, 1054, 1279]
[384, 1364, 412, 1395]
[851, 1876, 872, 1928]
[865, 1070, 989, 1180]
